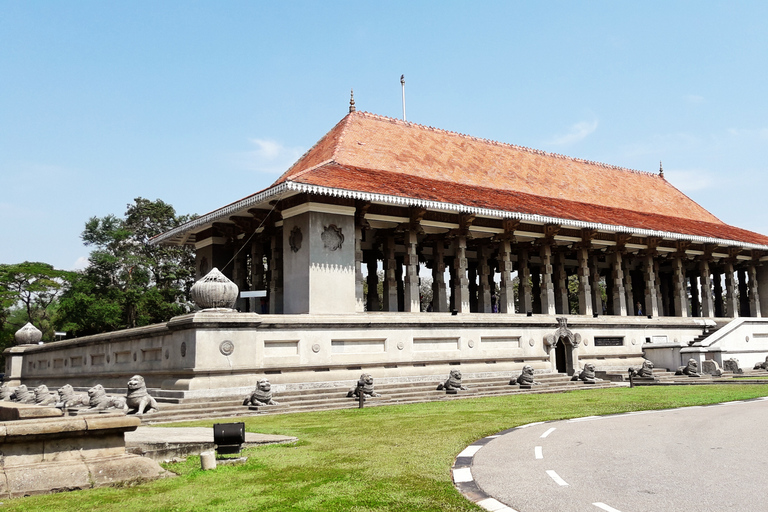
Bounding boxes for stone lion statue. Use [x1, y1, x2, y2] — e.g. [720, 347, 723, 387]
[244, 378, 280, 406]
[629, 359, 654, 379]
[437, 369, 467, 392]
[85, 384, 127, 412]
[347, 373, 381, 399]
[511, 365, 540, 386]
[571, 363, 597, 383]
[753, 356, 768, 371]
[676, 358, 701, 377]
[33, 384, 58, 406]
[724, 358, 743, 374]
[0, 383, 13, 401]
[125, 375, 159, 415]
[55, 384, 89, 409]
[11, 384, 36, 404]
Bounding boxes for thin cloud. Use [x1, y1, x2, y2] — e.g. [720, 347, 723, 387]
[548, 119, 598, 145]
[71, 256, 89, 271]
[683, 94, 705, 104]
[727, 128, 768, 140]
[232, 138, 306, 174]
[664, 169, 715, 192]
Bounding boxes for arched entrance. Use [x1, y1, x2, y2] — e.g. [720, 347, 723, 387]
[545, 317, 582, 376]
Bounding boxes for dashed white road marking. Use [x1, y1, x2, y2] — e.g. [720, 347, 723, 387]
[534, 446, 543, 459]
[546, 470, 568, 486]
[593, 502, 622, 512]
[477, 497, 519, 512]
[540, 427, 556, 438]
[458, 445, 483, 458]
[453, 467, 473, 483]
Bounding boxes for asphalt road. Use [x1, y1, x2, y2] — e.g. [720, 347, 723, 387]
[466, 397, 768, 512]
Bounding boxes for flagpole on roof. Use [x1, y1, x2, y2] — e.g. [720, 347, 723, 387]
[401, 74, 406, 121]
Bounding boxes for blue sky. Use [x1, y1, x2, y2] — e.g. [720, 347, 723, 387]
[2, 1, 767, 270]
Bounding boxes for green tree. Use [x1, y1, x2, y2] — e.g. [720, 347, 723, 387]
[0, 262, 74, 346]
[57, 198, 196, 336]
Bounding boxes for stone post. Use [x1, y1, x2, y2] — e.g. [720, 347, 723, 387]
[404, 230, 420, 312]
[383, 235, 399, 312]
[519, 246, 533, 314]
[623, 257, 634, 316]
[689, 275, 701, 317]
[498, 240, 515, 314]
[643, 254, 659, 317]
[554, 250, 569, 314]
[738, 268, 749, 317]
[611, 251, 627, 316]
[452, 236, 470, 313]
[725, 262, 739, 317]
[432, 242, 448, 312]
[699, 260, 714, 317]
[591, 254, 603, 315]
[539, 243, 556, 315]
[713, 269, 724, 317]
[672, 256, 688, 317]
[748, 263, 761, 318]
[576, 247, 593, 316]
[477, 245, 492, 313]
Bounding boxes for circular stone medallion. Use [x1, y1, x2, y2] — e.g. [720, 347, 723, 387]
[220, 340, 235, 356]
[529, 338, 535, 347]
[312, 343, 321, 353]
[397, 341, 404, 350]
[583, 338, 589, 346]
[468, 339, 475, 348]
[746, 335, 750, 342]
[631, 338, 637, 345]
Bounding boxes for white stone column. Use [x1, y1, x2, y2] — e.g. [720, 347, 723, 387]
[383, 235, 398, 312]
[432, 242, 448, 312]
[725, 262, 739, 317]
[519, 246, 533, 314]
[498, 240, 515, 314]
[748, 263, 761, 318]
[611, 251, 627, 316]
[699, 260, 714, 317]
[477, 245, 492, 313]
[452, 236, 470, 313]
[590, 254, 603, 315]
[404, 230, 420, 312]
[643, 253, 659, 317]
[576, 246, 593, 316]
[672, 256, 688, 317]
[539, 243, 556, 315]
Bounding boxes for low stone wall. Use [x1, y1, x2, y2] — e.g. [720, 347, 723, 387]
[4, 311, 713, 399]
[0, 405, 167, 497]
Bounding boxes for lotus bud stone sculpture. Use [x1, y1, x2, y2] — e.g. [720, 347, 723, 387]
[190, 268, 239, 310]
[15, 322, 42, 345]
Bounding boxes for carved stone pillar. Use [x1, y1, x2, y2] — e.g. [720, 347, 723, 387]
[250, 240, 265, 312]
[611, 251, 627, 316]
[699, 260, 714, 317]
[713, 269, 724, 317]
[355, 224, 365, 312]
[396, 255, 404, 312]
[689, 275, 700, 317]
[432, 242, 448, 312]
[738, 268, 749, 317]
[477, 245, 492, 313]
[554, 250, 569, 314]
[519, 246, 533, 314]
[365, 254, 380, 312]
[590, 254, 603, 315]
[452, 236, 470, 313]
[643, 254, 659, 317]
[672, 256, 688, 317]
[725, 262, 739, 317]
[498, 240, 515, 314]
[623, 257, 634, 316]
[539, 243, 556, 315]
[468, 263, 478, 312]
[748, 263, 761, 317]
[654, 259, 664, 316]
[404, 230, 420, 312]
[268, 230, 283, 314]
[383, 235, 398, 312]
[576, 247, 593, 316]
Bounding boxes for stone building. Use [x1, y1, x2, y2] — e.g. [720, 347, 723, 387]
[7, 107, 768, 395]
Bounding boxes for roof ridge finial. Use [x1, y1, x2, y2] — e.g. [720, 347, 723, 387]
[659, 161, 664, 178]
[349, 89, 356, 114]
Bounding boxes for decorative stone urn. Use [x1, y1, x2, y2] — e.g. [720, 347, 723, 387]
[190, 268, 239, 310]
[15, 322, 42, 345]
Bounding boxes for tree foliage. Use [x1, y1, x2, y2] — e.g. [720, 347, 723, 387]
[57, 198, 196, 336]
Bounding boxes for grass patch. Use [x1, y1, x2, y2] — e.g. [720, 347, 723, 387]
[5, 385, 768, 511]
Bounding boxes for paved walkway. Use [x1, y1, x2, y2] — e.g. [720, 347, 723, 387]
[455, 397, 768, 512]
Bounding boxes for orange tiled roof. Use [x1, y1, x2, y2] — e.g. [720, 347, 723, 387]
[275, 111, 721, 224]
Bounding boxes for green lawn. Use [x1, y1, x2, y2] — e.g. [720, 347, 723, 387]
[5, 385, 768, 511]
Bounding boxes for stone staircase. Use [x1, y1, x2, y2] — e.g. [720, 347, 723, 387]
[140, 373, 621, 425]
